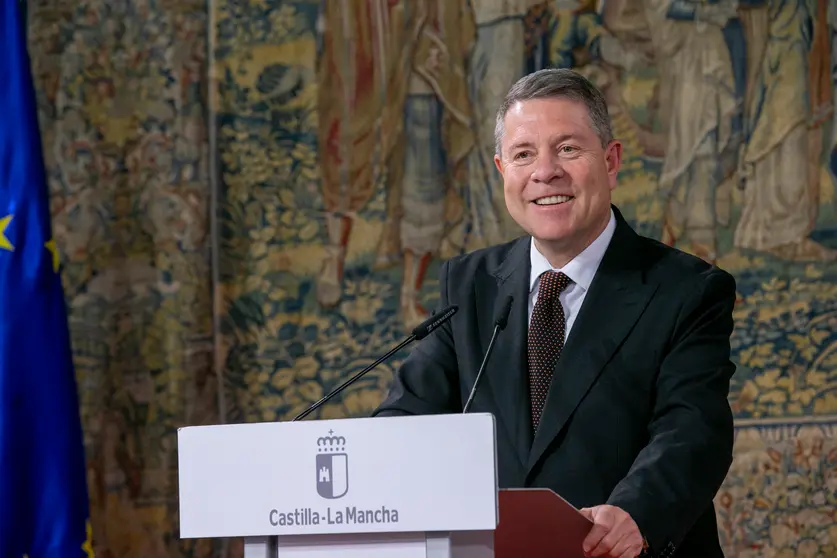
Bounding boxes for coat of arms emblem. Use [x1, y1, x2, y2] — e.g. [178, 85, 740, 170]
[316, 430, 348, 499]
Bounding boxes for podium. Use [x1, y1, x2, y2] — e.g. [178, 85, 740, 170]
[177, 412, 592, 557]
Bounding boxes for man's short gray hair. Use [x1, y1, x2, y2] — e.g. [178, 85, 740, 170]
[494, 68, 613, 156]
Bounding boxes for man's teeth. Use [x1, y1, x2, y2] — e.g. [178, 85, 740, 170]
[534, 195, 573, 206]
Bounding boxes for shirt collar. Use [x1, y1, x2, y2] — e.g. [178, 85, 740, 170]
[529, 208, 616, 293]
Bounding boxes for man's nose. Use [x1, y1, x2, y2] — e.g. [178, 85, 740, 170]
[530, 153, 565, 183]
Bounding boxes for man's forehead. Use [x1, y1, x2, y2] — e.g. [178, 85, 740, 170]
[504, 108, 592, 138]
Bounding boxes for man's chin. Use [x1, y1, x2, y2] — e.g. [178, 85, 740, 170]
[529, 221, 575, 241]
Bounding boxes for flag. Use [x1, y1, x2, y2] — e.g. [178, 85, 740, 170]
[0, 1, 93, 556]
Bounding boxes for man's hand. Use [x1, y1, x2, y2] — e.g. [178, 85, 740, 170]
[580, 505, 645, 558]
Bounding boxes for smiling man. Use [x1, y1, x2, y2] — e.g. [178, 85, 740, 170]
[373, 69, 737, 558]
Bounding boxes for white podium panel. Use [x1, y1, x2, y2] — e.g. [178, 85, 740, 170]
[177, 413, 498, 557]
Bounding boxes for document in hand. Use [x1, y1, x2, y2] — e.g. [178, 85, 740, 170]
[494, 488, 594, 558]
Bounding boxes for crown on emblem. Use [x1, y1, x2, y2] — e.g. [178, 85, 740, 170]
[317, 430, 346, 453]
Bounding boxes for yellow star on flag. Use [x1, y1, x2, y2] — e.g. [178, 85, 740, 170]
[82, 520, 95, 557]
[44, 238, 60, 272]
[0, 214, 13, 251]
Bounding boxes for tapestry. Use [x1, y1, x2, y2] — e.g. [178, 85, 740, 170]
[27, 1, 220, 556]
[28, 0, 837, 556]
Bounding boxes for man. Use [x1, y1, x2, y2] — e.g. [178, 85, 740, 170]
[372, 68, 736, 558]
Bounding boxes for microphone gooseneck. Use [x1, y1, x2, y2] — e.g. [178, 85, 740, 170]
[463, 295, 513, 413]
[292, 305, 459, 421]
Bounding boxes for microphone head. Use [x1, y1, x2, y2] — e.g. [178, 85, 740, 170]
[494, 295, 513, 330]
[412, 305, 458, 340]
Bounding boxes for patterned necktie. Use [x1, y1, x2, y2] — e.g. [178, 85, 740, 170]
[528, 270, 572, 431]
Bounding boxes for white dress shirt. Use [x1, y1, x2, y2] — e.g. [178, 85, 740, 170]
[527, 209, 617, 341]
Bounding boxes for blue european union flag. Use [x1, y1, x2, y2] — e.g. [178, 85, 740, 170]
[0, 1, 93, 556]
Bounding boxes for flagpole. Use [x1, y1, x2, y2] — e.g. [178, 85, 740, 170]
[19, 0, 26, 37]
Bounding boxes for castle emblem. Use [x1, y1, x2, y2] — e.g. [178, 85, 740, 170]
[316, 430, 348, 499]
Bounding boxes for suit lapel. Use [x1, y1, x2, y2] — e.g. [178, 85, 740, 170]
[526, 212, 659, 476]
[476, 237, 533, 468]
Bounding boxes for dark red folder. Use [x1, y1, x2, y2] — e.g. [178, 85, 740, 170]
[495, 488, 594, 558]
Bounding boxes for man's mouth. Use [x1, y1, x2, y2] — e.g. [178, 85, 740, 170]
[533, 195, 574, 206]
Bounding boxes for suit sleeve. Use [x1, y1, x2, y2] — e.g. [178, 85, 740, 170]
[371, 259, 462, 416]
[606, 267, 737, 553]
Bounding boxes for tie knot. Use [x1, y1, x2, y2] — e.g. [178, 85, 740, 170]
[540, 271, 572, 295]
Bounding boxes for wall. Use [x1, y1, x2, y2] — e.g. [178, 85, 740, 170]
[29, 0, 837, 556]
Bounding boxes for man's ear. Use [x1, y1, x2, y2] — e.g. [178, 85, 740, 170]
[494, 153, 504, 176]
[605, 140, 623, 177]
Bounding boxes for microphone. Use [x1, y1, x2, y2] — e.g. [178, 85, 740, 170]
[292, 304, 459, 421]
[462, 295, 513, 413]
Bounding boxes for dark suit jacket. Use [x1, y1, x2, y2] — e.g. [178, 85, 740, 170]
[372, 206, 737, 558]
